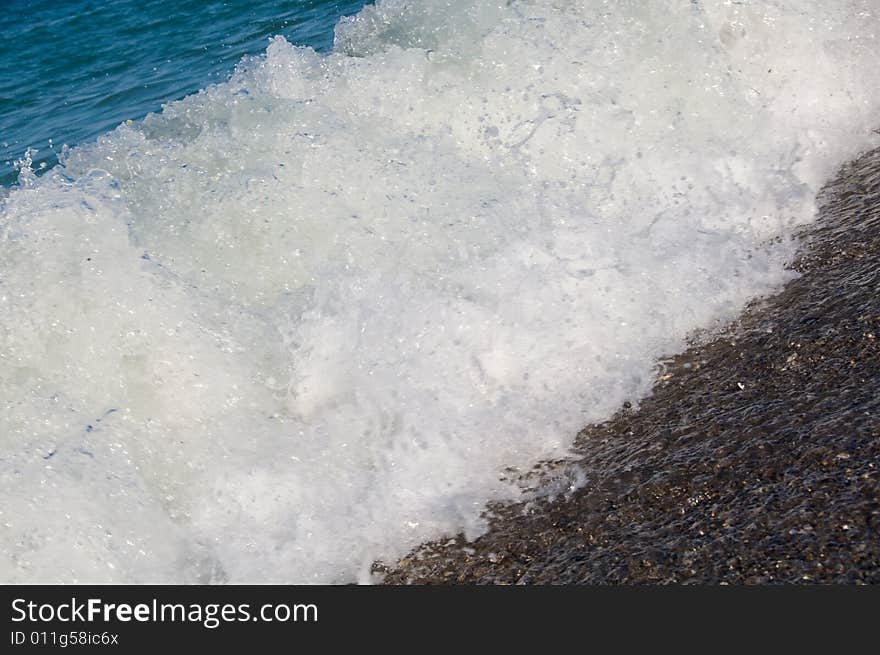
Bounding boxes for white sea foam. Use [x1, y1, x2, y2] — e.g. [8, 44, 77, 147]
[1, 0, 878, 582]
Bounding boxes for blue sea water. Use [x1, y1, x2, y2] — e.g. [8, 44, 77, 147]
[0, 0, 365, 186]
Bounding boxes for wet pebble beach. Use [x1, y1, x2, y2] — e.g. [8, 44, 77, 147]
[384, 147, 880, 584]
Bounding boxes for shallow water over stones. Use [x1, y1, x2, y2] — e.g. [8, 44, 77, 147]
[384, 148, 880, 584]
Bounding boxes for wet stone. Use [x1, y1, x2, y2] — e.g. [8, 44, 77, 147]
[382, 147, 880, 585]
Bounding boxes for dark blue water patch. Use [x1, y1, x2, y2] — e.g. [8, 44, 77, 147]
[0, 0, 367, 186]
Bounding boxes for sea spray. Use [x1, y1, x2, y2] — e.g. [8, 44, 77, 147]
[1, 0, 878, 582]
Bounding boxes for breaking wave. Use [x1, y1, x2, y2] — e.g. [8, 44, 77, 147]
[1, 0, 878, 582]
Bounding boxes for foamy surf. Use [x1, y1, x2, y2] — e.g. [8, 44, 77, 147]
[1, 0, 878, 583]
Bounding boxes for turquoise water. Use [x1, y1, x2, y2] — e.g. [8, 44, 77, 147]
[0, 0, 365, 186]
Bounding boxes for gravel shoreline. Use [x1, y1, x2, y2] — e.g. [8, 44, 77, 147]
[382, 147, 880, 584]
